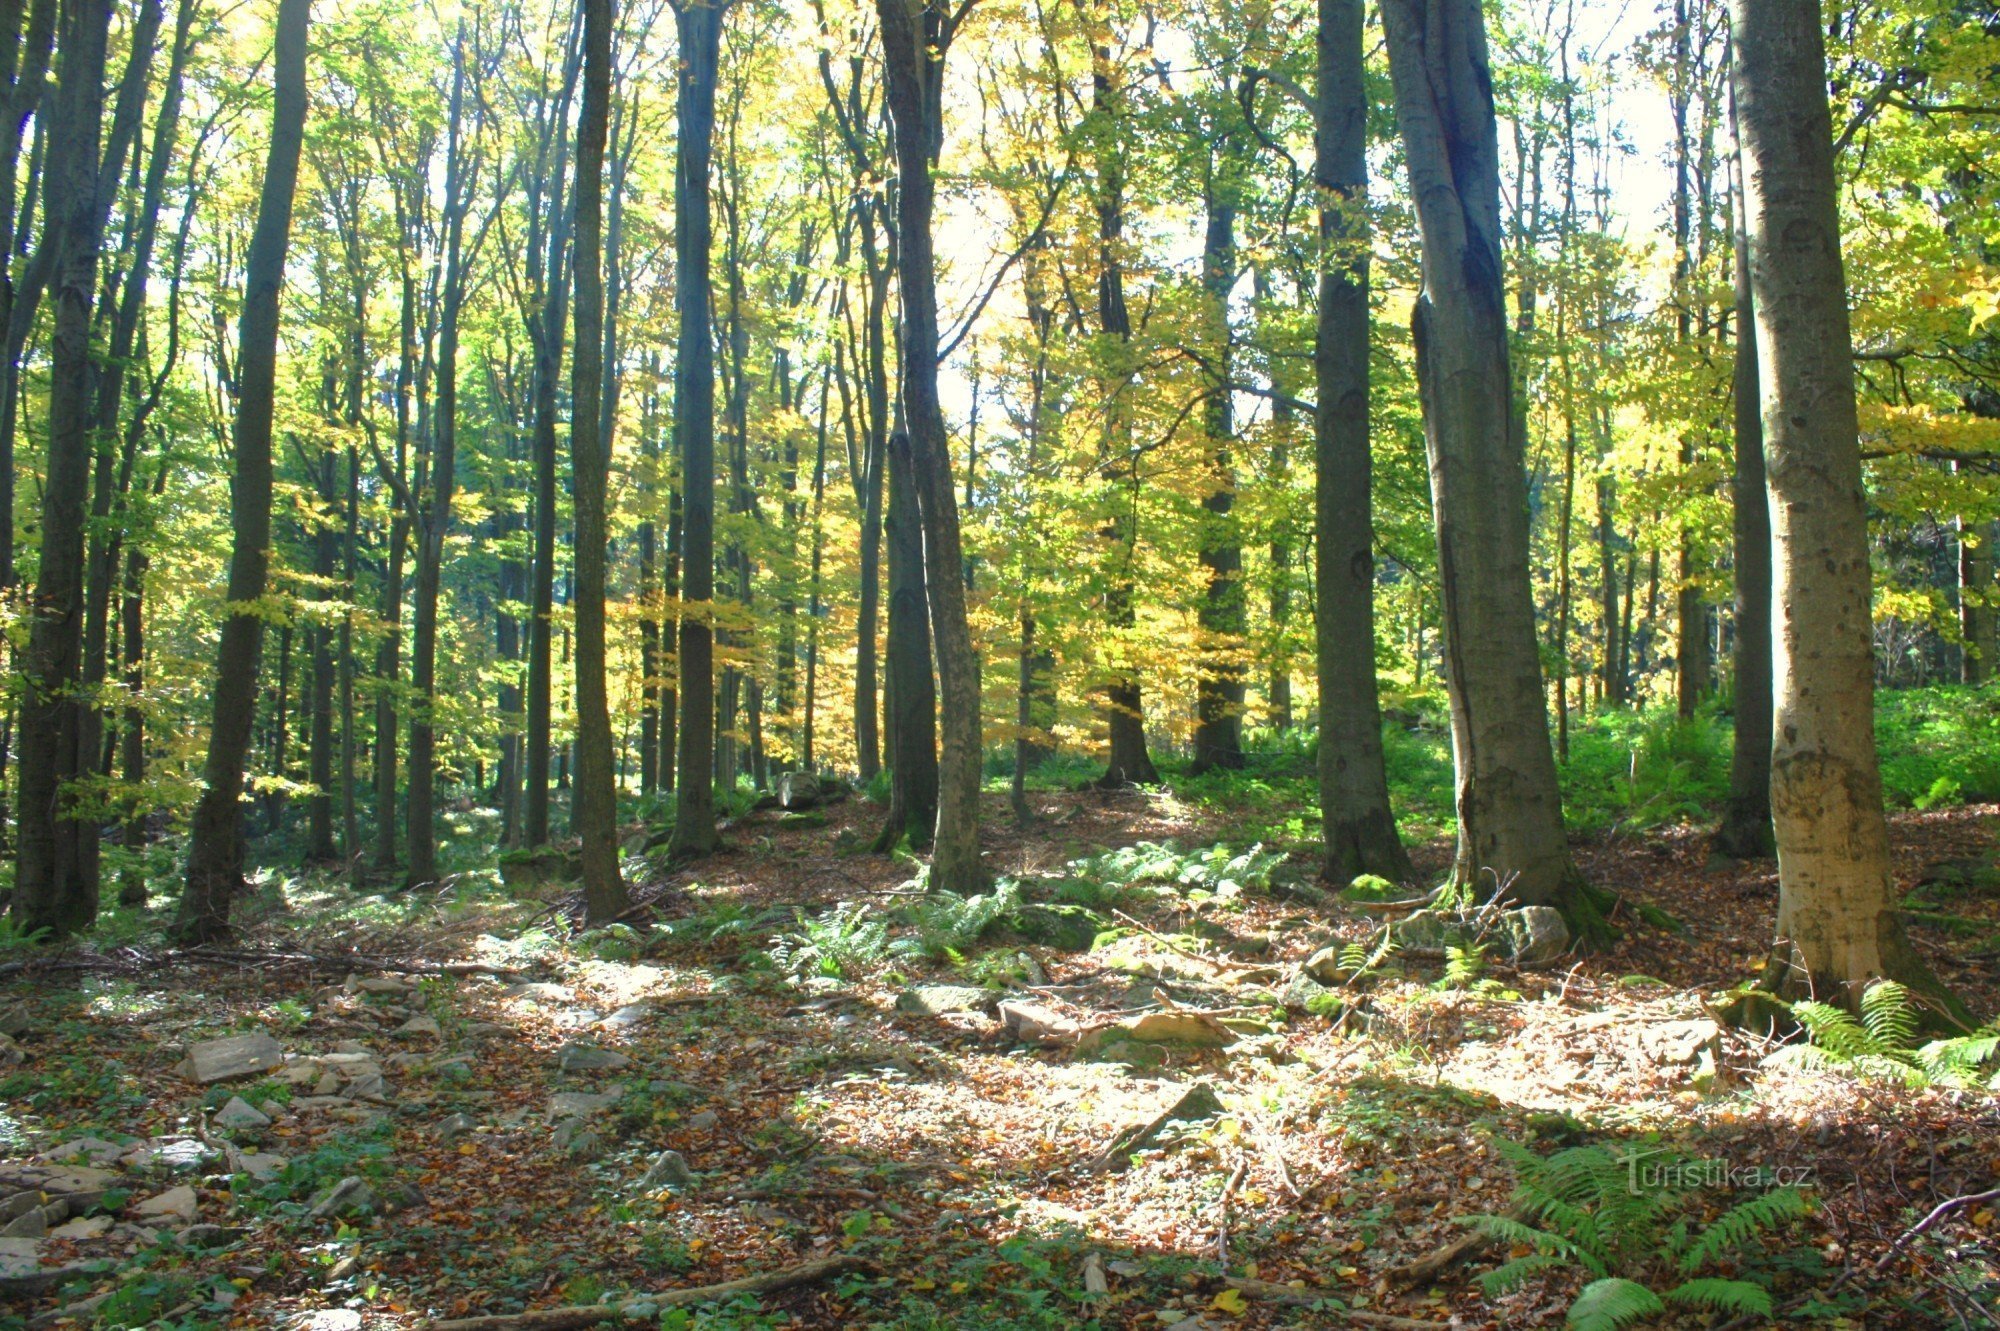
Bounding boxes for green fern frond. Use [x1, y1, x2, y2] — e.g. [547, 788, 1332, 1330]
[1663, 1277, 1774, 1317]
[1564, 1277, 1665, 1331]
[1860, 980, 1919, 1054]
[1475, 1253, 1562, 1296]
[1677, 1187, 1810, 1275]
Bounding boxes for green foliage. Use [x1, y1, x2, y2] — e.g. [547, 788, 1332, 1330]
[1065, 840, 1287, 910]
[1774, 980, 2000, 1088]
[767, 902, 916, 979]
[901, 879, 1023, 959]
[1475, 1139, 1809, 1323]
[1874, 683, 2000, 807]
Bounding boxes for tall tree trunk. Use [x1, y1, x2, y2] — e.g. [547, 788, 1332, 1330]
[1731, 0, 1957, 1015]
[1713, 80, 1774, 861]
[1314, 0, 1413, 885]
[174, 0, 309, 942]
[571, 0, 626, 919]
[669, 0, 725, 857]
[1089, 31, 1157, 788]
[1190, 185, 1246, 773]
[877, 0, 982, 893]
[875, 433, 937, 849]
[11, 0, 114, 938]
[1381, 0, 1589, 918]
[405, 28, 473, 891]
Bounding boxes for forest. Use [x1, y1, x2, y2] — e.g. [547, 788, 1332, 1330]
[0, 0, 1996, 1325]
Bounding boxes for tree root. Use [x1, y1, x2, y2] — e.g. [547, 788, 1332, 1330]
[1221, 1275, 1445, 1327]
[426, 1255, 873, 1330]
[1379, 1208, 1525, 1289]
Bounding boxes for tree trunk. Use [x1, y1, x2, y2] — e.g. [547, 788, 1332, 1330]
[1713, 87, 1774, 861]
[11, 0, 114, 938]
[570, 0, 627, 920]
[1314, 0, 1414, 885]
[1731, 0, 1958, 1016]
[875, 433, 937, 850]
[174, 0, 309, 942]
[1190, 185, 1246, 774]
[669, 0, 724, 857]
[877, 0, 982, 893]
[1381, 0, 1587, 917]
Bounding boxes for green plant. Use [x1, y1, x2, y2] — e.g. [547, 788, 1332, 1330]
[903, 879, 1022, 959]
[1772, 980, 2000, 1088]
[1476, 1140, 1811, 1328]
[768, 902, 914, 979]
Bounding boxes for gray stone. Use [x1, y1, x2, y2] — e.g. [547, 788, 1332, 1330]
[41, 1138, 121, 1166]
[1499, 906, 1571, 969]
[346, 976, 413, 996]
[2, 1207, 46, 1238]
[997, 1001, 1077, 1045]
[434, 1113, 476, 1143]
[557, 1042, 632, 1073]
[0, 1003, 29, 1038]
[48, 1215, 113, 1241]
[307, 1177, 374, 1220]
[234, 1153, 289, 1182]
[1281, 971, 1341, 1011]
[0, 1165, 118, 1197]
[778, 769, 825, 810]
[394, 1016, 442, 1039]
[176, 1223, 244, 1249]
[132, 1186, 197, 1223]
[0, 1236, 85, 1295]
[546, 1092, 620, 1122]
[179, 1032, 284, 1084]
[600, 1003, 651, 1030]
[214, 1096, 273, 1131]
[634, 1150, 695, 1194]
[502, 982, 571, 1004]
[686, 1109, 719, 1131]
[1301, 946, 1355, 986]
[894, 984, 994, 1016]
[122, 1139, 215, 1172]
[342, 1073, 388, 1102]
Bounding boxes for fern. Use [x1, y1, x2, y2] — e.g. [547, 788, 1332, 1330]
[1675, 1187, 1810, 1274]
[1777, 982, 2000, 1088]
[903, 878, 1022, 958]
[1565, 1277, 1663, 1331]
[768, 901, 915, 979]
[1662, 1277, 1773, 1317]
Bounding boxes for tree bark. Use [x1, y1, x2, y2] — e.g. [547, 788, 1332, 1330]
[570, 0, 627, 920]
[1731, 0, 1957, 1015]
[1314, 0, 1414, 885]
[1381, 0, 1587, 916]
[174, 0, 309, 942]
[876, 433, 937, 850]
[1190, 184, 1246, 774]
[668, 0, 726, 857]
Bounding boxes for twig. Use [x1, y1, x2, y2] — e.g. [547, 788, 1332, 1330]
[1381, 1209, 1526, 1288]
[1215, 1158, 1248, 1261]
[1865, 1186, 2000, 1279]
[426, 1255, 873, 1330]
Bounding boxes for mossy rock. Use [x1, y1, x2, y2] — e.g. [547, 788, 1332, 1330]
[778, 810, 827, 830]
[1012, 903, 1103, 952]
[498, 846, 582, 889]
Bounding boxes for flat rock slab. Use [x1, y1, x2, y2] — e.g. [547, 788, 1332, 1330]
[133, 1186, 197, 1223]
[179, 1032, 284, 1084]
[234, 1153, 289, 1182]
[0, 1165, 119, 1197]
[214, 1096, 273, 1130]
[547, 1092, 621, 1122]
[394, 1016, 442, 1038]
[41, 1138, 122, 1165]
[557, 1043, 631, 1072]
[894, 985, 995, 1016]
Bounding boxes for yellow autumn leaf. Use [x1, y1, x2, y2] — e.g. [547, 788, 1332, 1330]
[1210, 1288, 1248, 1316]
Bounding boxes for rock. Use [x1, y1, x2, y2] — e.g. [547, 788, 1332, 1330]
[547, 1092, 620, 1122]
[1012, 903, 1105, 952]
[551, 1119, 601, 1157]
[122, 1140, 215, 1172]
[292, 1311, 364, 1331]
[394, 1016, 442, 1039]
[497, 847, 581, 889]
[1634, 1018, 1720, 1066]
[435, 1113, 476, 1143]
[312, 1072, 342, 1096]
[234, 1153, 289, 1182]
[0, 1166, 119, 1198]
[1302, 946, 1356, 986]
[557, 1042, 632, 1073]
[42, 1138, 121, 1166]
[2, 1207, 47, 1238]
[48, 1215, 112, 1241]
[778, 770, 824, 810]
[634, 1150, 694, 1194]
[600, 1003, 651, 1030]
[0, 1236, 81, 1295]
[133, 1187, 198, 1223]
[1389, 910, 1466, 957]
[502, 982, 571, 1004]
[997, 1001, 1078, 1045]
[0, 1033, 22, 1065]
[307, 1177, 374, 1220]
[214, 1096, 273, 1131]
[345, 976, 414, 996]
[1280, 972, 1341, 1011]
[462, 1021, 519, 1041]
[176, 1223, 244, 1248]
[0, 1193, 40, 1222]
[1077, 1009, 1237, 1053]
[342, 1073, 388, 1102]
[179, 1031, 285, 1084]
[0, 1003, 29, 1038]
[1499, 906, 1571, 968]
[1088, 1082, 1226, 1173]
[894, 984, 995, 1016]
[686, 1109, 719, 1131]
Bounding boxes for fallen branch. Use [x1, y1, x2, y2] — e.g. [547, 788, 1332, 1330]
[1380, 1210, 1523, 1288]
[1867, 1186, 2000, 1278]
[427, 1255, 872, 1330]
[1221, 1276, 1444, 1327]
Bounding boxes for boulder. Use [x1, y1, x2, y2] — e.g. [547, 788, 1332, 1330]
[778, 770, 824, 810]
[41, 1138, 121, 1166]
[48, 1215, 113, 1242]
[557, 1043, 632, 1073]
[497, 847, 581, 889]
[307, 1177, 375, 1221]
[0, 1003, 29, 1038]
[1391, 905, 1572, 969]
[1012, 903, 1104, 952]
[214, 1097, 273, 1131]
[0, 1166, 118, 1198]
[1079, 1009, 1238, 1053]
[1301, 946, 1356, 986]
[179, 1032, 284, 1084]
[997, 1001, 1078, 1045]
[394, 1016, 442, 1039]
[0, 1236, 88, 1296]
[1499, 906, 1571, 968]
[634, 1150, 694, 1194]
[345, 976, 414, 997]
[434, 1113, 476, 1144]
[2, 1207, 48, 1239]
[133, 1187, 197, 1223]
[546, 1091, 620, 1122]
[894, 984, 995, 1017]
[686, 1109, 720, 1131]
[233, 1152, 289, 1183]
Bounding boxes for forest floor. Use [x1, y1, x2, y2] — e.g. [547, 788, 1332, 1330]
[2, 782, 1998, 1330]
